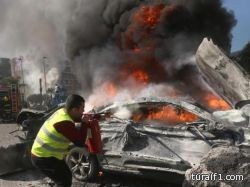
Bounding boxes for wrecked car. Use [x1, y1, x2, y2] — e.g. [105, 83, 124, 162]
[16, 97, 244, 185]
[16, 104, 64, 139]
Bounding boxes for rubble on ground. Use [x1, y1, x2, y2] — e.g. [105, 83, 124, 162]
[0, 123, 32, 175]
[183, 145, 250, 187]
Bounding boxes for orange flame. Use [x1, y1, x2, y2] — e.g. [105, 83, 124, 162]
[113, 3, 232, 114]
[102, 81, 117, 97]
[133, 47, 141, 53]
[132, 105, 198, 125]
[204, 93, 231, 111]
[134, 4, 165, 30]
[131, 69, 149, 85]
[120, 61, 151, 86]
[118, 3, 168, 86]
[123, 4, 165, 50]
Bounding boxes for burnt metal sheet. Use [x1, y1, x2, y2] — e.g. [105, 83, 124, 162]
[99, 117, 237, 173]
[196, 38, 250, 106]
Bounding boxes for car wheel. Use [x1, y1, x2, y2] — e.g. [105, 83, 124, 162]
[66, 147, 99, 181]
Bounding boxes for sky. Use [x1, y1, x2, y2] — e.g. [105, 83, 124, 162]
[223, 0, 250, 52]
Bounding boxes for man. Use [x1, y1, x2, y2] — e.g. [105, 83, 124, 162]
[31, 94, 86, 187]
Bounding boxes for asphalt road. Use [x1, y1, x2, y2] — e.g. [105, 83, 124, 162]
[0, 169, 180, 187]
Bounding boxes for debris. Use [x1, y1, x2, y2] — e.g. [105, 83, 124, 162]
[213, 110, 248, 127]
[0, 123, 32, 176]
[183, 145, 250, 187]
[196, 38, 250, 106]
[183, 39, 250, 187]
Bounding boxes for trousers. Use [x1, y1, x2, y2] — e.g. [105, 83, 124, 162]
[31, 155, 72, 187]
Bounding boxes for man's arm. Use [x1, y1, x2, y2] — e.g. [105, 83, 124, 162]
[54, 121, 87, 147]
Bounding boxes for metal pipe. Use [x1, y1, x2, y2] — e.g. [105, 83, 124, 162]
[19, 56, 25, 104]
[43, 57, 47, 94]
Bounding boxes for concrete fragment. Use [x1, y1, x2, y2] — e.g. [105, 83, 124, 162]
[183, 145, 250, 187]
[0, 143, 32, 175]
[0, 123, 32, 176]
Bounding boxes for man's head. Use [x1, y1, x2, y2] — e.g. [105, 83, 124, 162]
[65, 94, 85, 121]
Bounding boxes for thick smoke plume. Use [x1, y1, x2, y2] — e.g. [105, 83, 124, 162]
[66, 0, 236, 111]
[0, 0, 236, 111]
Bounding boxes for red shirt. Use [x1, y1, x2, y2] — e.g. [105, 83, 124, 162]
[54, 121, 88, 147]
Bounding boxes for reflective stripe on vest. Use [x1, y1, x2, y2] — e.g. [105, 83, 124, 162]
[40, 125, 69, 143]
[35, 136, 67, 153]
[31, 108, 72, 160]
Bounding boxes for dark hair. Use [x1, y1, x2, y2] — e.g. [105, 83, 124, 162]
[65, 94, 85, 111]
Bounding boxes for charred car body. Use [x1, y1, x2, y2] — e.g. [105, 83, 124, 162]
[16, 97, 243, 184]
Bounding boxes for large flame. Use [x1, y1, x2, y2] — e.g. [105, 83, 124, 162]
[118, 4, 168, 87]
[204, 93, 231, 111]
[120, 3, 232, 111]
[102, 81, 117, 97]
[131, 69, 149, 85]
[91, 3, 232, 113]
[123, 4, 164, 50]
[134, 4, 164, 30]
[132, 105, 198, 125]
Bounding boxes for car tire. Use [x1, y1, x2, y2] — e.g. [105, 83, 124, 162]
[66, 147, 99, 182]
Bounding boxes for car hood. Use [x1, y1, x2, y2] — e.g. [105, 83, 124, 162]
[196, 38, 250, 106]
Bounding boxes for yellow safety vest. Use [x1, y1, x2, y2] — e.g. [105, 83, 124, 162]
[31, 108, 72, 160]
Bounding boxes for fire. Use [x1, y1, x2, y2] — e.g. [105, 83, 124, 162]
[132, 105, 198, 125]
[123, 4, 165, 50]
[107, 3, 231, 114]
[204, 93, 231, 111]
[131, 69, 149, 85]
[147, 106, 198, 124]
[120, 61, 151, 86]
[102, 81, 117, 97]
[117, 3, 169, 86]
[133, 47, 141, 53]
[133, 4, 164, 30]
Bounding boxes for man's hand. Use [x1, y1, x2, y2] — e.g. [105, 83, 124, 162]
[82, 112, 111, 125]
[82, 113, 95, 125]
[82, 113, 93, 122]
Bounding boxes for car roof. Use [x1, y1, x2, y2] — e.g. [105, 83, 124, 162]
[97, 97, 215, 121]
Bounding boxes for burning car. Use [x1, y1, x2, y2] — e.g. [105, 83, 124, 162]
[16, 97, 243, 185]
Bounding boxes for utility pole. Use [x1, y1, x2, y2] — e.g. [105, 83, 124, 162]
[42, 57, 47, 94]
[39, 78, 42, 95]
[18, 56, 25, 105]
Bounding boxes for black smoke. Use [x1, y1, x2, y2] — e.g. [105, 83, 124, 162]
[65, 0, 237, 108]
[66, 0, 139, 59]
[66, 0, 236, 59]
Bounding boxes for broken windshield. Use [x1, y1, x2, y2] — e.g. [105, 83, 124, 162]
[109, 103, 200, 126]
